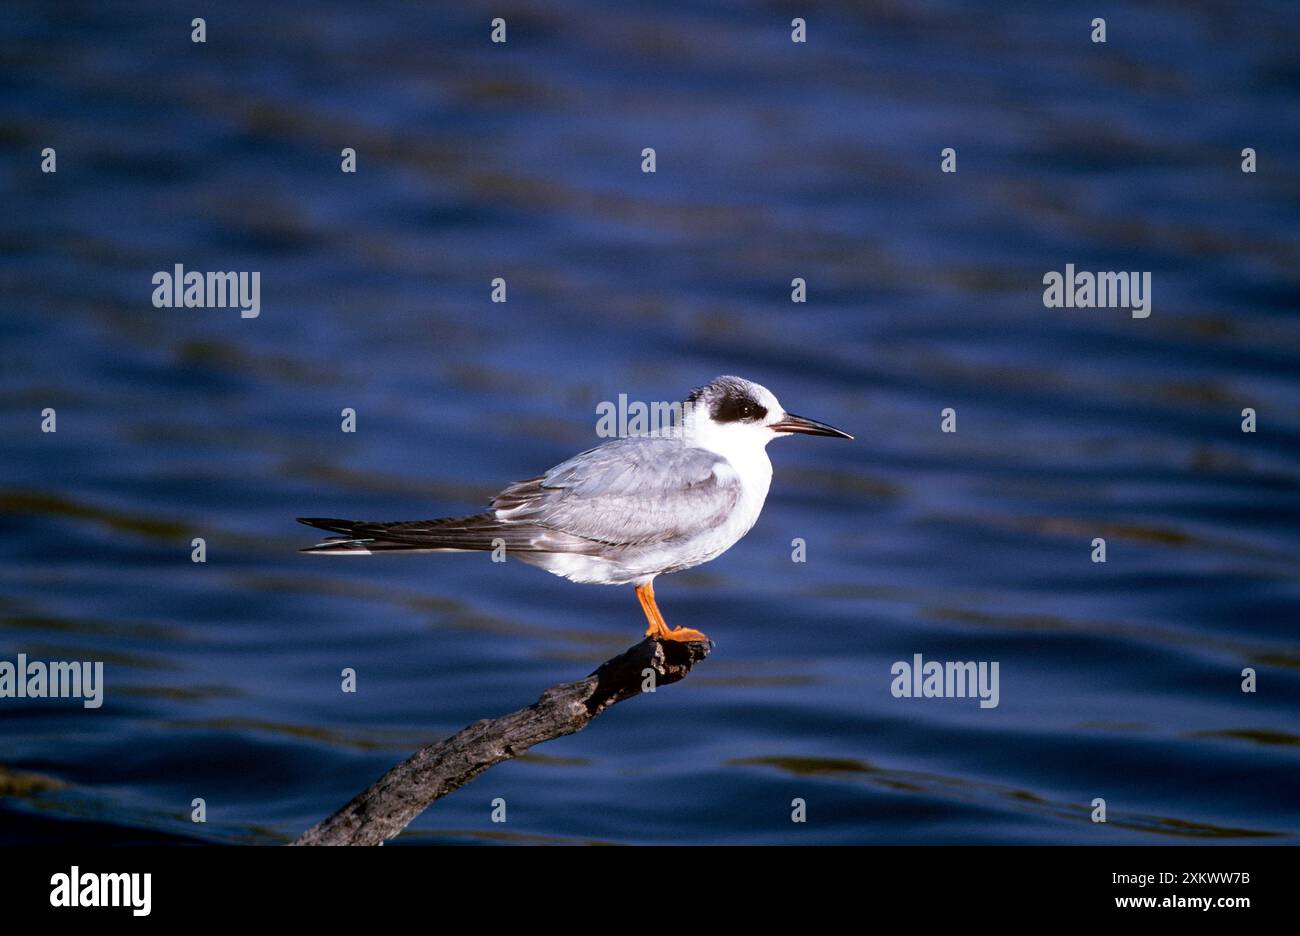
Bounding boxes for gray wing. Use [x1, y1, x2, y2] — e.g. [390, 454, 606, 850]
[491, 436, 741, 548]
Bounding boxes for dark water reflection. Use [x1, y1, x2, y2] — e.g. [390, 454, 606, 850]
[1, 1, 1298, 844]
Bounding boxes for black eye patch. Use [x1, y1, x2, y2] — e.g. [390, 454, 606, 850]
[711, 394, 768, 424]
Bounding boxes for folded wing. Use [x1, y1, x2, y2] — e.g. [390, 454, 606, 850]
[301, 437, 740, 555]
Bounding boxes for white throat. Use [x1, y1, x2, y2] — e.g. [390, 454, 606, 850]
[684, 415, 775, 503]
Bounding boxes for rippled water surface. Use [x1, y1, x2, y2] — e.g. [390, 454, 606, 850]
[2, 1, 1299, 844]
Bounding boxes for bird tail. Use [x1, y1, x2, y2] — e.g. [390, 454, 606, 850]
[297, 515, 515, 555]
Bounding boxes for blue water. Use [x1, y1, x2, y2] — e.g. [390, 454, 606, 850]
[2, 0, 1298, 845]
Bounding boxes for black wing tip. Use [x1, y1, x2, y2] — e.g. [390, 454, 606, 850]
[298, 517, 350, 531]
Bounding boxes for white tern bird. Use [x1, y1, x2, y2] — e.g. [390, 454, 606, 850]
[299, 376, 851, 643]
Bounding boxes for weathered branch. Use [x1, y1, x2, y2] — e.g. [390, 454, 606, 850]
[293, 636, 710, 846]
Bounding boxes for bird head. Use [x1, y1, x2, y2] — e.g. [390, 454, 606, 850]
[683, 376, 852, 453]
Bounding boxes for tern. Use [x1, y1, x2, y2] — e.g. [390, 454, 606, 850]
[298, 376, 851, 643]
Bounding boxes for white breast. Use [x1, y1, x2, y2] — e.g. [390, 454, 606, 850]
[649, 432, 773, 574]
[711, 445, 773, 542]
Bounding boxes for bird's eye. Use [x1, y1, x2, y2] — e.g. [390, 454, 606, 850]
[712, 395, 768, 423]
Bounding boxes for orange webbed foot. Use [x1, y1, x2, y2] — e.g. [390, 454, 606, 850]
[660, 625, 709, 643]
[636, 581, 711, 645]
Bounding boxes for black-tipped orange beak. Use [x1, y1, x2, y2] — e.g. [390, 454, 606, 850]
[769, 412, 853, 439]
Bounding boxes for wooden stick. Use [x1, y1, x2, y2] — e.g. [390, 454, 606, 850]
[293, 636, 710, 846]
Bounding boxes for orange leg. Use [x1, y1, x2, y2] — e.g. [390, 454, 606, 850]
[635, 580, 708, 643]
